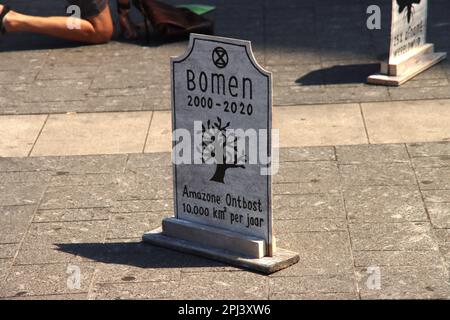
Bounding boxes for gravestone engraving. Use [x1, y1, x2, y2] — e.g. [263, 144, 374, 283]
[368, 0, 446, 85]
[143, 34, 299, 274]
[389, 0, 427, 60]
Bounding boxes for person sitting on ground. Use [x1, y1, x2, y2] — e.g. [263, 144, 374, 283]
[0, 0, 138, 44]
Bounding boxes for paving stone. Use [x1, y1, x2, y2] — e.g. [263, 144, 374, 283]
[407, 142, 450, 157]
[362, 100, 450, 144]
[0, 259, 12, 282]
[425, 203, 450, 229]
[336, 144, 409, 164]
[401, 78, 449, 88]
[117, 181, 173, 201]
[409, 64, 448, 80]
[34, 208, 110, 223]
[273, 193, 345, 220]
[353, 250, 444, 268]
[86, 87, 147, 98]
[271, 64, 323, 87]
[32, 112, 152, 156]
[177, 258, 240, 273]
[423, 190, 450, 203]
[0, 155, 128, 174]
[45, 50, 104, 67]
[266, 48, 321, 66]
[274, 161, 340, 186]
[388, 86, 450, 102]
[21, 221, 109, 250]
[3, 293, 88, 300]
[343, 186, 427, 222]
[325, 85, 391, 104]
[349, 222, 438, 251]
[441, 247, 450, 271]
[274, 219, 347, 233]
[50, 172, 135, 187]
[0, 205, 35, 243]
[107, 212, 164, 239]
[178, 271, 268, 300]
[0, 101, 89, 115]
[141, 97, 171, 111]
[411, 156, 450, 168]
[269, 292, 358, 300]
[144, 111, 172, 153]
[0, 171, 53, 184]
[274, 87, 328, 105]
[415, 167, 450, 190]
[14, 247, 89, 265]
[127, 153, 172, 169]
[0, 184, 46, 206]
[90, 72, 151, 90]
[55, 155, 128, 174]
[0, 157, 56, 172]
[0, 51, 47, 72]
[356, 266, 450, 299]
[433, 229, 450, 247]
[273, 182, 340, 195]
[110, 199, 173, 213]
[340, 163, 416, 186]
[89, 281, 181, 300]
[86, 96, 145, 113]
[1, 81, 90, 104]
[280, 147, 336, 162]
[93, 253, 182, 284]
[275, 231, 353, 276]
[0, 114, 47, 157]
[36, 65, 96, 80]
[0, 263, 96, 298]
[134, 166, 176, 183]
[269, 273, 355, 294]
[0, 244, 19, 259]
[273, 104, 368, 147]
[39, 185, 120, 209]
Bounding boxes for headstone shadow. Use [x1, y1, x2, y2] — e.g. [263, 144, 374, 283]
[296, 63, 380, 86]
[56, 242, 229, 269]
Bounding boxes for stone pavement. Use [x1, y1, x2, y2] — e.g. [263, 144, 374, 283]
[1, 0, 450, 300]
[0, 143, 450, 299]
[2, 99, 450, 157]
[0, 0, 450, 115]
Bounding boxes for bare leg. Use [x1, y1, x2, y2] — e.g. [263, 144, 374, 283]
[1, 4, 114, 44]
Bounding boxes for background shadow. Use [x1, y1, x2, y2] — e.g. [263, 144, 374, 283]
[296, 63, 380, 85]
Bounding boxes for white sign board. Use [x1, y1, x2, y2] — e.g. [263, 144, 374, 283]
[171, 34, 273, 251]
[389, 0, 428, 61]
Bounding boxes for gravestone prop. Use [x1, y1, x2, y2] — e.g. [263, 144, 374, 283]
[143, 34, 299, 274]
[368, 0, 446, 86]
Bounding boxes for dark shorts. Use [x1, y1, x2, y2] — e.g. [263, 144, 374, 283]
[67, 0, 108, 19]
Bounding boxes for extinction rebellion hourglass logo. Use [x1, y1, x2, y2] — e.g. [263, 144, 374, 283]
[212, 47, 229, 69]
[397, 0, 421, 23]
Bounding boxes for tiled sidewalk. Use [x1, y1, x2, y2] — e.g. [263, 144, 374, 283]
[2, 99, 450, 157]
[1, 0, 449, 115]
[0, 143, 449, 299]
[1, 0, 450, 300]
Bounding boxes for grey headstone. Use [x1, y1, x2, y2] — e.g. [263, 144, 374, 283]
[389, 0, 428, 62]
[171, 34, 273, 254]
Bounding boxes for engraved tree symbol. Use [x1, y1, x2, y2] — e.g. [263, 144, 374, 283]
[198, 117, 246, 184]
[397, 0, 421, 23]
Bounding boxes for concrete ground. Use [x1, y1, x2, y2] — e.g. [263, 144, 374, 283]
[1, 0, 450, 299]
